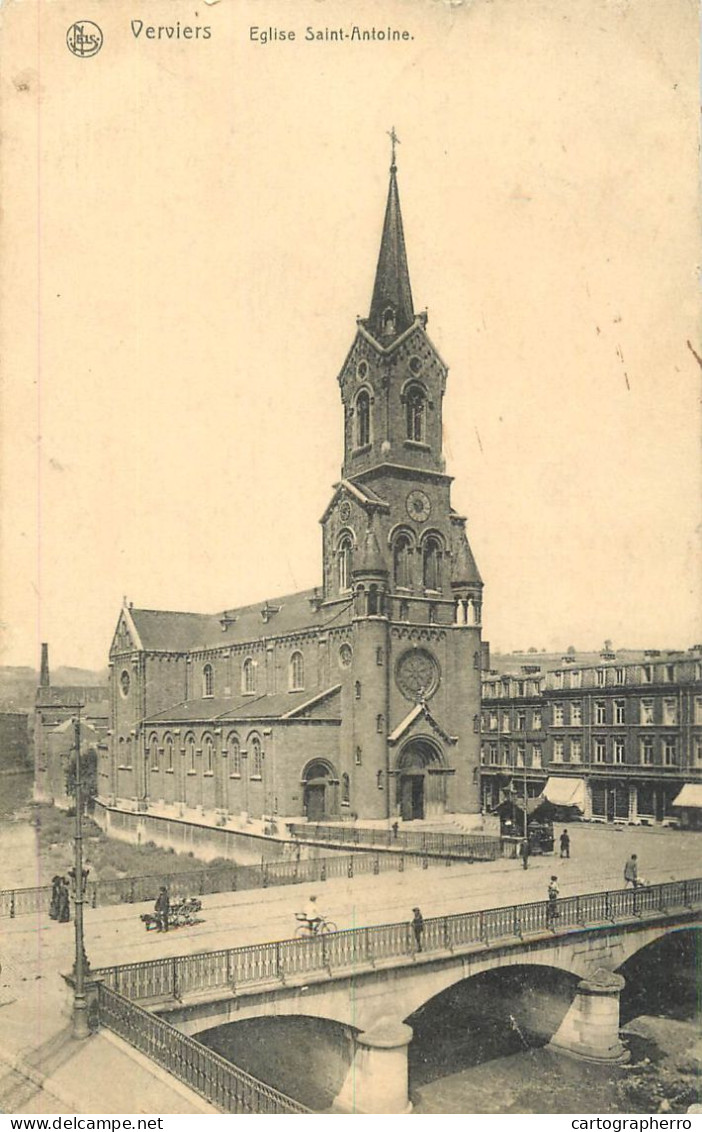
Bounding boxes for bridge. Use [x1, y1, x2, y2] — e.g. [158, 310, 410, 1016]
[94, 876, 702, 1113]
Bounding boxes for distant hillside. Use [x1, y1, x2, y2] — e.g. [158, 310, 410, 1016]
[0, 666, 108, 713]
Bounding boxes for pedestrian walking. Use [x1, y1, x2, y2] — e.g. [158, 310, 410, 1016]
[49, 876, 62, 921]
[57, 877, 70, 923]
[392, 820, 399, 841]
[412, 907, 424, 952]
[624, 854, 638, 888]
[519, 837, 530, 870]
[559, 829, 570, 858]
[547, 875, 559, 928]
[154, 886, 170, 932]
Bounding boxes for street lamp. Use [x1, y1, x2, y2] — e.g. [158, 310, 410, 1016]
[71, 709, 91, 1039]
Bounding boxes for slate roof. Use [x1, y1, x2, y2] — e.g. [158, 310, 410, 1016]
[36, 686, 109, 714]
[144, 685, 342, 726]
[128, 588, 353, 654]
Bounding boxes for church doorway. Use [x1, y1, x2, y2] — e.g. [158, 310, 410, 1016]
[302, 759, 339, 822]
[396, 739, 447, 821]
[399, 774, 425, 822]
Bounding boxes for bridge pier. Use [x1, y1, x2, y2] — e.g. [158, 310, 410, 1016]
[548, 968, 628, 1063]
[332, 1018, 413, 1114]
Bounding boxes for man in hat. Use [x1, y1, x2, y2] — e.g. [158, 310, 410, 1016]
[547, 875, 559, 928]
[155, 886, 170, 932]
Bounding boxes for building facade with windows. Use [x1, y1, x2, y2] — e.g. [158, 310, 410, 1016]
[480, 649, 702, 825]
[100, 158, 484, 827]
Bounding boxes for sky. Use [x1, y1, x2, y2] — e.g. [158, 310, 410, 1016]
[1, 0, 700, 670]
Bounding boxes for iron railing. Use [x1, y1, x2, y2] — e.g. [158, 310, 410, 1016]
[95, 876, 702, 1004]
[97, 983, 310, 1113]
[288, 822, 502, 860]
[0, 847, 463, 919]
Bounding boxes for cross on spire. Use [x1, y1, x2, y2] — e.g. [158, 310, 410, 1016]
[387, 126, 400, 169]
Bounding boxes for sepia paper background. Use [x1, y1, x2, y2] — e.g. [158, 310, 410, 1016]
[1, 0, 700, 672]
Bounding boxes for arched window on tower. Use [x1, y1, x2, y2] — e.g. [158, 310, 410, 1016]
[338, 536, 353, 592]
[406, 384, 426, 442]
[202, 663, 214, 698]
[393, 533, 412, 588]
[422, 537, 442, 591]
[382, 307, 396, 336]
[290, 650, 304, 691]
[367, 584, 380, 616]
[242, 657, 255, 694]
[356, 391, 371, 448]
[341, 773, 350, 805]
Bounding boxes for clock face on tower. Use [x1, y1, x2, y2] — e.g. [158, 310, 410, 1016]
[406, 489, 432, 523]
[396, 648, 440, 701]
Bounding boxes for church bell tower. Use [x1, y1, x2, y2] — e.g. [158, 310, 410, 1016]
[320, 136, 485, 819]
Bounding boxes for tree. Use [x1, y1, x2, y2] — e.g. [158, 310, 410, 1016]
[566, 645, 576, 656]
[65, 747, 98, 814]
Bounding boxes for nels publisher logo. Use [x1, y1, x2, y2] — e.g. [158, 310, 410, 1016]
[66, 21, 103, 57]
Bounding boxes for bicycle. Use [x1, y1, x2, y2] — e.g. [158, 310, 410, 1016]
[294, 912, 337, 938]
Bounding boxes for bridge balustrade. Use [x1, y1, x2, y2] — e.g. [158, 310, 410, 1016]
[97, 983, 310, 1113]
[288, 822, 501, 860]
[94, 877, 702, 1005]
[0, 846, 459, 919]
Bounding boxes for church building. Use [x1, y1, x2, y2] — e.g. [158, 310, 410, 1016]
[100, 152, 485, 827]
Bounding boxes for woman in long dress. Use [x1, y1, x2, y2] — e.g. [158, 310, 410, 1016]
[49, 876, 62, 920]
[57, 877, 70, 922]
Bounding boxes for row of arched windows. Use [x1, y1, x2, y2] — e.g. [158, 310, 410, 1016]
[394, 531, 442, 589]
[201, 652, 305, 698]
[337, 530, 444, 592]
[147, 730, 264, 779]
[352, 383, 428, 449]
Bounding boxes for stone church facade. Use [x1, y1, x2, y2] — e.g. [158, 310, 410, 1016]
[100, 157, 484, 826]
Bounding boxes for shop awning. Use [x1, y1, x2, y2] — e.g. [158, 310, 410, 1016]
[672, 783, 702, 809]
[540, 777, 586, 811]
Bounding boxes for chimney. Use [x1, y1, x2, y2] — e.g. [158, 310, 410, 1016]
[40, 643, 50, 688]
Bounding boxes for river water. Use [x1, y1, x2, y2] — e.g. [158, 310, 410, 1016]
[0, 776, 39, 890]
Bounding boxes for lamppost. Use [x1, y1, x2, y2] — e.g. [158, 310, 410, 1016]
[522, 743, 529, 841]
[71, 708, 91, 1039]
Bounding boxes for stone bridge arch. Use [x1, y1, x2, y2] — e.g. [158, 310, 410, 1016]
[160, 914, 700, 1114]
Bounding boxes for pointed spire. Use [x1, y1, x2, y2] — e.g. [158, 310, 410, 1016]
[450, 523, 483, 586]
[368, 134, 414, 341]
[40, 642, 50, 688]
[355, 514, 388, 576]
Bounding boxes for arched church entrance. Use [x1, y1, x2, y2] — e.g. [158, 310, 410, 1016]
[302, 759, 339, 822]
[396, 739, 447, 822]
